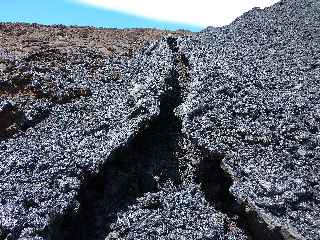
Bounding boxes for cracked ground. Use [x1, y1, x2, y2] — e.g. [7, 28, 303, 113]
[1, 0, 320, 239]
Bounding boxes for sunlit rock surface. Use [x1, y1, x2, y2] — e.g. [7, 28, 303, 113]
[1, 0, 320, 239]
[178, 0, 320, 239]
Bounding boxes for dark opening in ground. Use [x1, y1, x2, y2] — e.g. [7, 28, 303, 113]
[47, 37, 286, 240]
[197, 149, 286, 240]
[50, 43, 183, 240]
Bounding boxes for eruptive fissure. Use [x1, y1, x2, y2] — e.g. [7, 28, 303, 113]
[197, 149, 287, 240]
[48, 37, 184, 240]
[48, 37, 285, 240]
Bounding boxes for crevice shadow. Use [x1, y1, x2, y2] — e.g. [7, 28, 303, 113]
[196, 149, 286, 240]
[52, 56, 183, 240]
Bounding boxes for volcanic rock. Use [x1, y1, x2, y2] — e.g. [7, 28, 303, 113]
[1, 0, 320, 239]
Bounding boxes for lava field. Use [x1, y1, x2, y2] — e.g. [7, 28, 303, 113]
[0, 0, 320, 239]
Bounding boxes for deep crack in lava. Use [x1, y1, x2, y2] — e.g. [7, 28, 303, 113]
[50, 37, 286, 240]
[197, 150, 286, 240]
[52, 37, 184, 240]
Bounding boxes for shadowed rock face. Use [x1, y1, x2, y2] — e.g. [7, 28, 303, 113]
[1, 0, 320, 239]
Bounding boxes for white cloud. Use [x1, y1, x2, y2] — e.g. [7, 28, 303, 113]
[73, 0, 280, 27]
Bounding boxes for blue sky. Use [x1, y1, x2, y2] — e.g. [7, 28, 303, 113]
[0, 0, 279, 32]
[0, 0, 201, 31]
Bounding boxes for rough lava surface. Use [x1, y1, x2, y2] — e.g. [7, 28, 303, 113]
[178, 0, 320, 239]
[0, 0, 320, 239]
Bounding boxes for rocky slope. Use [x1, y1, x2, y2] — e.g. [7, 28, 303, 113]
[1, 0, 320, 239]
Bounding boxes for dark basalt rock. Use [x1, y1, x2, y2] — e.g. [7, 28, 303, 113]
[0, 39, 175, 239]
[0, 0, 320, 239]
[177, 0, 320, 239]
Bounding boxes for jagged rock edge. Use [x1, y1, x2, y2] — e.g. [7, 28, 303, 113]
[220, 160, 305, 240]
[176, 130, 299, 240]
[45, 107, 162, 238]
[29, 35, 303, 240]
[170, 36, 303, 240]
[44, 38, 178, 239]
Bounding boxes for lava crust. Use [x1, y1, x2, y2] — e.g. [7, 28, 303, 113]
[1, 1, 320, 239]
